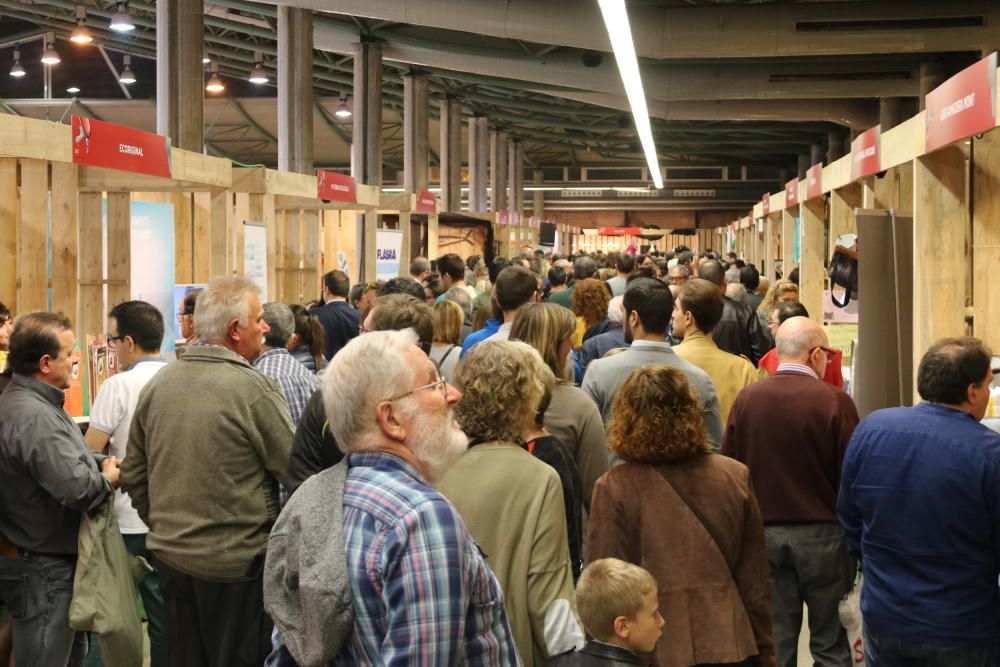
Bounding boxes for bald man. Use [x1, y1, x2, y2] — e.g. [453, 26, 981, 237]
[699, 259, 771, 364]
[722, 317, 860, 667]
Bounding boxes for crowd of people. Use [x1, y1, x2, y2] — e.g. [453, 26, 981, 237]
[0, 243, 999, 667]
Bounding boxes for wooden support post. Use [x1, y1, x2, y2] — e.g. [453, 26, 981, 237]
[18, 159, 49, 313]
[973, 132, 1000, 350]
[174, 193, 193, 284]
[766, 213, 781, 281]
[829, 183, 862, 258]
[427, 212, 439, 260]
[782, 209, 796, 271]
[361, 212, 377, 281]
[106, 192, 131, 308]
[233, 192, 251, 276]
[399, 212, 412, 268]
[78, 192, 104, 340]
[50, 163, 78, 322]
[0, 159, 16, 309]
[800, 197, 825, 323]
[301, 209, 321, 303]
[914, 146, 967, 392]
[282, 211, 302, 303]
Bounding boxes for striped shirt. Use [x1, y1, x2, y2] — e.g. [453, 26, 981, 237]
[253, 347, 318, 424]
[339, 451, 521, 666]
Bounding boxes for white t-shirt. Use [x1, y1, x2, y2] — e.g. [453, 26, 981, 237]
[90, 359, 168, 534]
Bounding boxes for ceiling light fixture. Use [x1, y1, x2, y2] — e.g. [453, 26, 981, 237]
[109, 2, 135, 32]
[70, 5, 93, 44]
[41, 33, 61, 65]
[67, 85, 81, 94]
[10, 45, 25, 78]
[202, 56, 210, 64]
[248, 52, 267, 84]
[335, 95, 352, 118]
[597, 0, 663, 189]
[119, 54, 136, 84]
[205, 62, 224, 93]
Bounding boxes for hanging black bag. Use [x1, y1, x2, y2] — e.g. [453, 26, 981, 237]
[829, 233, 858, 308]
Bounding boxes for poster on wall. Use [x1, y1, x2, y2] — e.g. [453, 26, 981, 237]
[243, 221, 268, 300]
[375, 229, 404, 282]
[130, 201, 177, 353]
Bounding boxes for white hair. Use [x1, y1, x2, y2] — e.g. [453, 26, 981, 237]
[607, 295, 625, 324]
[322, 328, 418, 453]
[194, 276, 259, 343]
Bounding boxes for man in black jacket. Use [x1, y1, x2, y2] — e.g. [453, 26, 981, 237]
[698, 259, 771, 365]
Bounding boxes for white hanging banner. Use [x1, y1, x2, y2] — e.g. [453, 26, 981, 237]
[375, 228, 404, 282]
[243, 221, 268, 301]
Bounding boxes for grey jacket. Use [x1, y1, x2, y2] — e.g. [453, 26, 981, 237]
[0, 374, 111, 554]
[264, 460, 354, 667]
[581, 342, 724, 448]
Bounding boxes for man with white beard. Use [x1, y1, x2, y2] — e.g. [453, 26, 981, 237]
[263, 329, 520, 666]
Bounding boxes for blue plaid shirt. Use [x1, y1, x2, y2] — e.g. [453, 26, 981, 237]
[252, 348, 318, 424]
[266, 451, 520, 666]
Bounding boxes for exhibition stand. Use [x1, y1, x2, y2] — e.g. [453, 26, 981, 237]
[378, 189, 440, 278]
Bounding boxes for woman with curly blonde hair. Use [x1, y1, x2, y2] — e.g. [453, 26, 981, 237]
[438, 340, 585, 665]
[588, 365, 774, 667]
[570, 278, 612, 350]
[756, 279, 799, 325]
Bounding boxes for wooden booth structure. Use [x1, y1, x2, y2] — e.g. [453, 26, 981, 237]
[732, 52, 1000, 414]
[377, 190, 441, 275]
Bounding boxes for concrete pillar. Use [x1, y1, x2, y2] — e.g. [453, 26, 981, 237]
[778, 168, 789, 187]
[352, 40, 383, 186]
[879, 97, 904, 133]
[810, 142, 824, 167]
[827, 130, 845, 163]
[468, 115, 489, 212]
[156, 0, 203, 151]
[277, 7, 314, 174]
[490, 130, 508, 212]
[532, 169, 545, 219]
[919, 62, 947, 111]
[508, 140, 524, 212]
[403, 73, 429, 192]
[439, 97, 462, 212]
[797, 153, 810, 179]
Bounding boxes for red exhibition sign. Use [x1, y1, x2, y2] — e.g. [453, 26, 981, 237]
[71, 115, 171, 178]
[316, 170, 356, 203]
[925, 52, 998, 154]
[497, 209, 509, 225]
[785, 178, 799, 207]
[598, 227, 643, 236]
[511, 212, 522, 226]
[851, 125, 881, 180]
[415, 189, 436, 213]
[806, 163, 823, 200]
[762, 193, 770, 216]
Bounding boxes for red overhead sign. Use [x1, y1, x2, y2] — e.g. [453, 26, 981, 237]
[415, 189, 436, 213]
[762, 192, 770, 216]
[511, 212, 522, 226]
[806, 163, 823, 200]
[497, 209, 509, 225]
[71, 115, 171, 178]
[316, 170, 356, 203]
[925, 52, 998, 154]
[598, 227, 643, 236]
[785, 178, 799, 207]
[850, 125, 881, 180]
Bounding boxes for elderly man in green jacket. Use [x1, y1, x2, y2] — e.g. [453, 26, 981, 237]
[122, 276, 294, 667]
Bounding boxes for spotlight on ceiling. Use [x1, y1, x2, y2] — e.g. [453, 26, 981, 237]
[10, 45, 25, 78]
[109, 2, 135, 32]
[205, 62, 224, 93]
[119, 54, 136, 84]
[41, 34, 61, 65]
[71, 5, 93, 44]
[67, 85, 81, 94]
[335, 96, 352, 118]
[203, 56, 210, 64]
[248, 53, 268, 84]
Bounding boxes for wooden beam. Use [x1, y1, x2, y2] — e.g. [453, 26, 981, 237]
[17, 159, 48, 313]
[913, 146, 967, 393]
[282, 211, 303, 304]
[362, 212, 378, 281]
[301, 209, 321, 304]
[781, 208, 796, 269]
[106, 192, 131, 308]
[192, 191, 211, 283]
[209, 189, 230, 279]
[50, 162, 79, 323]
[234, 192, 251, 277]
[0, 158, 16, 309]
[973, 131, 1000, 350]
[766, 212, 781, 281]
[0, 114, 72, 163]
[174, 193, 194, 284]
[77, 192, 103, 341]
[399, 211, 412, 268]
[800, 197, 825, 323]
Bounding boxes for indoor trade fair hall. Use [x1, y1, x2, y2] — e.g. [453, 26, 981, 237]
[2, 1, 1000, 667]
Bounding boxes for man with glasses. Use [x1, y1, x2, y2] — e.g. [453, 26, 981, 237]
[264, 330, 518, 666]
[723, 316, 860, 667]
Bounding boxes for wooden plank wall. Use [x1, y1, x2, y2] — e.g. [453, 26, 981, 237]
[77, 192, 103, 341]
[301, 210, 321, 303]
[0, 159, 17, 310]
[800, 197, 826, 323]
[106, 192, 131, 307]
[17, 159, 48, 313]
[973, 131, 1000, 350]
[50, 163, 78, 323]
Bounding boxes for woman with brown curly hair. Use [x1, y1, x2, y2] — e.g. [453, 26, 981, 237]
[437, 340, 585, 666]
[570, 278, 612, 350]
[587, 365, 775, 667]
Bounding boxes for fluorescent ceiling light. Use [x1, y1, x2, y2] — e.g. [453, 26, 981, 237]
[597, 0, 663, 189]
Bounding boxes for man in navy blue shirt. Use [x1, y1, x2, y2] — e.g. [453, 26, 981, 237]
[838, 337, 1000, 666]
[313, 270, 360, 360]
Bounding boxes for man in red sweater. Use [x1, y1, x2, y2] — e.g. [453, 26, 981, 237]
[723, 316, 860, 667]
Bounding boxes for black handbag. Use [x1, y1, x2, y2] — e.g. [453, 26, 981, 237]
[829, 234, 858, 308]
